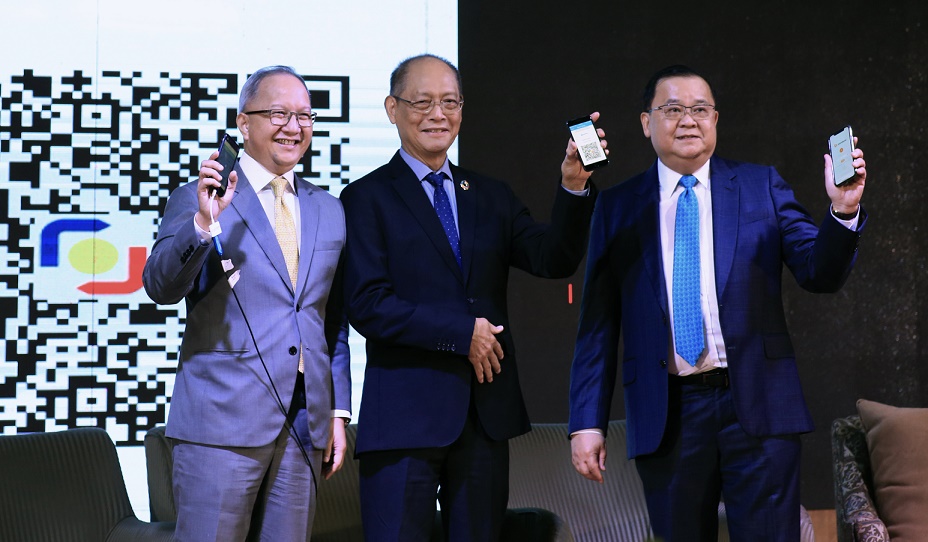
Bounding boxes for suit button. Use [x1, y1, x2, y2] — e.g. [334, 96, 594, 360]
[289, 346, 298, 356]
[660, 359, 667, 368]
[295, 305, 301, 312]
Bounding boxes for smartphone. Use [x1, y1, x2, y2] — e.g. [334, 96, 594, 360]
[214, 133, 240, 197]
[829, 125, 855, 186]
[567, 116, 608, 171]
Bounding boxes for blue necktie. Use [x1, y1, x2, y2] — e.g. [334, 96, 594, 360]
[673, 175, 705, 365]
[424, 172, 461, 268]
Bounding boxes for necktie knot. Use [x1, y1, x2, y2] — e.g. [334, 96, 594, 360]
[680, 174, 698, 190]
[271, 176, 288, 198]
[425, 171, 445, 189]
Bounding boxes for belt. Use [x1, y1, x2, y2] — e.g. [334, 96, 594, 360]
[672, 368, 729, 388]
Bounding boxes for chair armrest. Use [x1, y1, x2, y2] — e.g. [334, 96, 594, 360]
[144, 426, 177, 523]
[832, 415, 889, 541]
[849, 516, 889, 542]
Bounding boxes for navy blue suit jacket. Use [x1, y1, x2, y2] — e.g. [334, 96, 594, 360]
[569, 157, 865, 458]
[342, 152, 597, 455]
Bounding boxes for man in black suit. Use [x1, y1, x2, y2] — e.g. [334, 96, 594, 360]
[340, 53, 604, 541]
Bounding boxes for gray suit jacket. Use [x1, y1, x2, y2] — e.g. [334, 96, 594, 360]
[143, 167, 349, 449]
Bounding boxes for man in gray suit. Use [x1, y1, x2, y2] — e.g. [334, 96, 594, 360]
[143, 65, 350, 541]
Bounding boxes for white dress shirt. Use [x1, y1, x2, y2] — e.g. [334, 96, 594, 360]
[657, 159, 728, 376]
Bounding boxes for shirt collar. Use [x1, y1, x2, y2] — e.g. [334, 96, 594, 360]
[239, 151, 295, 194]
[657, 158, 712, 200]
[399, 148, 454, 182]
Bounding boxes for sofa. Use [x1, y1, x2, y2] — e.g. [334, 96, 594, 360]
[146, 420, 814, 541]
[145, 423, 573, 541]
[506, 421, 814, 542]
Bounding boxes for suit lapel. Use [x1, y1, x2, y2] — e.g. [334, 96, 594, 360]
[388, 154, 465, 284]
[635, 164, 669, 317]
[451, 164, 475, 285]
[709, 157, 739, 300]
[230, 169, 296, 292]
[295, 177, 319, 294]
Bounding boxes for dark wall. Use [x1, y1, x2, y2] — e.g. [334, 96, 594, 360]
[458, 0, 928, 508]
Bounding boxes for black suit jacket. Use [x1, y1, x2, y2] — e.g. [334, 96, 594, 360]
[341, 151, 597, 454]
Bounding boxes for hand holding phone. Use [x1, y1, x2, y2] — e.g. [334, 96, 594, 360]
[829, 125, 855, 186]
[214, 133, 240, 197]
[567, 116, 608, 171]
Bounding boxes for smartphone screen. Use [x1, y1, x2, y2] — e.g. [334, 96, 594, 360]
[215, 133, 240, 197]
[567, 116, 608, 171]
[829, 126, 855, 186]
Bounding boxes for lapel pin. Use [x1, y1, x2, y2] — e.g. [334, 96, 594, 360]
[460, 179, 469, 191]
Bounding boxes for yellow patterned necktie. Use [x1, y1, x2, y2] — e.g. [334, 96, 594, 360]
[270, 176, 303, 372]
[271, 176, 299, 287]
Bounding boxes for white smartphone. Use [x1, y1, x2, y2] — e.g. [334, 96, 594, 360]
[829, 125, 855, 186]
[567, 116, 608, 171]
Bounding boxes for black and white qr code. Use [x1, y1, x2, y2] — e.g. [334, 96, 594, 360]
[0, 69, 351, 443]
[579, 141, 602, 163]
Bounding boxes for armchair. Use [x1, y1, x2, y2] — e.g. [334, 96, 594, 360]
[0, 427, 175, 542]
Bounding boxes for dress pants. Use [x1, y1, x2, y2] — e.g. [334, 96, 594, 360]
[635, 375, 801, 542]
[358, 401, 509, 542]
[171, 375, 323, 542]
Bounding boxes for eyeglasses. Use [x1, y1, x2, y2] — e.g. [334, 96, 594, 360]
[647, 104, 716, 120]
[391, 96, 464, 114]
[243, 109, 317, 127]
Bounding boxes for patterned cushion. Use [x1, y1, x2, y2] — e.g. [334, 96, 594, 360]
[831, 415, 889, 542]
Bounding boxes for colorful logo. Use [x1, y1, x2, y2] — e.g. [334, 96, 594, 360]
[40, 218, 147, 295]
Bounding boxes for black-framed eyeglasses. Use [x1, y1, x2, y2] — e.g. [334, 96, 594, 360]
[391, 96, 464, 114]
[647, 104, 716, 120]
[243, 109, 317, 127]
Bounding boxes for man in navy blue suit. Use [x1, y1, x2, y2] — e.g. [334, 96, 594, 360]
[568, 65, 868, 541]
[340, 54, 605, 541]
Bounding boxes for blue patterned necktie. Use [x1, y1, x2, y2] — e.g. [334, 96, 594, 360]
[424, 172, 461, 268]
[673, 174, 705, 365]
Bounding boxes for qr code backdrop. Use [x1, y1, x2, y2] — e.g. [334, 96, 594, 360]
[0, 69, 352, 444]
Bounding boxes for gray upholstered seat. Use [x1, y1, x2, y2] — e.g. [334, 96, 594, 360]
[507, 420, 653, 541]
[507, 420, 815, 542]
[145, 420, 814, 541]
[145, 423, 573, 541]
[0, 427, 175, 542]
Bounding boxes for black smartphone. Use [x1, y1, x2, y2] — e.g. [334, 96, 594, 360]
[567, 116, 608, 171]
[215, 133, 240, 197]
[829, 125, 855, 186]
